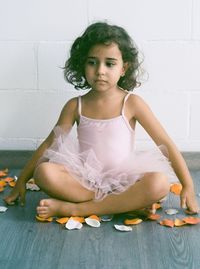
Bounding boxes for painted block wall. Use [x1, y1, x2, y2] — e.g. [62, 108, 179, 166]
[0, 0, 200, 151]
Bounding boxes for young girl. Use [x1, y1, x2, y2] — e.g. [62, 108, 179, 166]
[4, 22, 199, 218]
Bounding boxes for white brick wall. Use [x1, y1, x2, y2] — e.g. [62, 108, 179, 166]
[0, 0, 200, 151]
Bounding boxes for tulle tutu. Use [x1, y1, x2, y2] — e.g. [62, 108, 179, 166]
[37, 126, 178, 200]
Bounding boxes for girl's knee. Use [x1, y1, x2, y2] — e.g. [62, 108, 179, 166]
[34, 162, 50, 179]
[34, 162, 60, 185]
[145, 172, 170, 200]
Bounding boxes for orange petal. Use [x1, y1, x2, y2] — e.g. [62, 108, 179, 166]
[159, 219, 174, 228]
[170, 183, 182, 195]
[88, 215, 100, 221]
[56, 217, 70, 224]
[147, 214, 161, 221]
[8, 181, 16, 188]
[124, 218, 143, 225]
[70, 216, 85, 223]
[36, 215, 53, 222]
[183, 217, 200, 225]
[0, 181, 7, 187]
[174, 218, 186, 227]
[4, 177, 14, 183]
[0, 171, 7, 177]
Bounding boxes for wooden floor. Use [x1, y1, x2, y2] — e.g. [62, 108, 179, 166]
[1, 168, 200, 269]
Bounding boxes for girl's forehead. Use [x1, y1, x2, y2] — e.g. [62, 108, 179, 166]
[87, 43, 122, 58]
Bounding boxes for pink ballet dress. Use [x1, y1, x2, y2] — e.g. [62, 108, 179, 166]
[38, 93, 178, 200]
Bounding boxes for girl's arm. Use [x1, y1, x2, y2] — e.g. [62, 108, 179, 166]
[4, 97, 78, 206]
[129, 94, 199, 214]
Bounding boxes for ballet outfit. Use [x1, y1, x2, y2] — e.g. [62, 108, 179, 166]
[37, 92, 178, 200]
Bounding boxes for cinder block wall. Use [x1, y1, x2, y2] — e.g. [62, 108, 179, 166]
[0, 0, 200, 151]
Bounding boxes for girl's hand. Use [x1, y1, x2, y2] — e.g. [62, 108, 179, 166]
[180, 185, 199, 214]
[3, 180, 26, 206]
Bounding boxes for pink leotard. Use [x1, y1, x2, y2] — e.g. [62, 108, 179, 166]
[77, 93, 135, 170]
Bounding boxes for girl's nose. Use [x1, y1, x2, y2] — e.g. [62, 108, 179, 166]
[96, 63, 106, 75]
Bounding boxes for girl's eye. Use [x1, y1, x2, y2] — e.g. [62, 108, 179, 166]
[106, 62, 115, 67]
[87, 60, 97, 66]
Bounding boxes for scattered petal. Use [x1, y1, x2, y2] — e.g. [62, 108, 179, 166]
[165, 208, 179, 215]
[124, 218, 143, 225]
[101, 215, 114, 222]
[170, 183, 182, 195]
[85, 217, 100, 227]
[8, 181, 16, 188]
[0, 206, 8, 213]
[70, 216, 85, 223]
[0, 169, 8, 177]
[4, 177, 14, 183]
[87, 215, 100, 221]
[0, 181, 7, 187]
[26, 183, 40, 191]
[65, 219, 83, 230]
[147, 214, 161, 221]
[174, 219, 186, 227]
[114, 224, 132, 232]
[36, 215, 53, 222]
[159, 219, 174, 228]
[56, 217, 70, 224]
[183, 217, 200, 225]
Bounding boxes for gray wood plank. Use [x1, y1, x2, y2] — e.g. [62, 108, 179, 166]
[1, 169, 200, 269]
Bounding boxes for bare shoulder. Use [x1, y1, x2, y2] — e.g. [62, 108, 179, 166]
[62, 97, 78, 112]
[128, 93, 146, 105]
[126, 93, 149, 115]
[56, 96, 79, 127]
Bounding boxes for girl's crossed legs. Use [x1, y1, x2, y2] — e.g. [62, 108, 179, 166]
[34, 162, 170, 218]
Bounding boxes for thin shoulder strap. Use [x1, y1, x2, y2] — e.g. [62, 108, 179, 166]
[121, 92, 132, 115]
[78, 96, 82, 116]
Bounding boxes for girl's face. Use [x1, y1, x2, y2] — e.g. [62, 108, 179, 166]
[85, 43, 126, 92]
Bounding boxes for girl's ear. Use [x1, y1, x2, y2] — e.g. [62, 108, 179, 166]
[121, 62, 129, 76]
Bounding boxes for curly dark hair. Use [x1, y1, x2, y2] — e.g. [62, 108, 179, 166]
[64, 22, 142, 91]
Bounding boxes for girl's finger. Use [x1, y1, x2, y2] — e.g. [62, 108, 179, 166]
[3, 193, 18, 205]
[19, 193, 26, 206]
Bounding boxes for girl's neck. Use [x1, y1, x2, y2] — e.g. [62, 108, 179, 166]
[88, 87, 124, 100]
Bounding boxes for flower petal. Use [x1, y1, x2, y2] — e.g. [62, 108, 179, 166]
[183, 217, 200, 225]
[4, 177, 14, 183]
[56, 217, 69, 224]
[65, 219, 83, 230]
[70, 216, 85, 223]
[165, 208, 179, 215]
[114, 224, 132, 232]
[174, 218, 186, 227]
[85, 217, 100, 227]
[124, 218, 143, 225]
[0, 206, 8, 213]
[170, 183, 182, 195]
[36, 215, 53, 222]
[147, 214, 161, 221]
[159, 219, 174, 228]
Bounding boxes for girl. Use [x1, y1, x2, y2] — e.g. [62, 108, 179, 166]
[4, 22, 199, 218]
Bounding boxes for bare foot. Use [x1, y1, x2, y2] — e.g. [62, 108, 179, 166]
[36, 198, 76, 218]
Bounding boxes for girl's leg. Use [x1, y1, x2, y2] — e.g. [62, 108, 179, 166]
[36, 171, 170, 218]
[34, 162, 95, 202]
